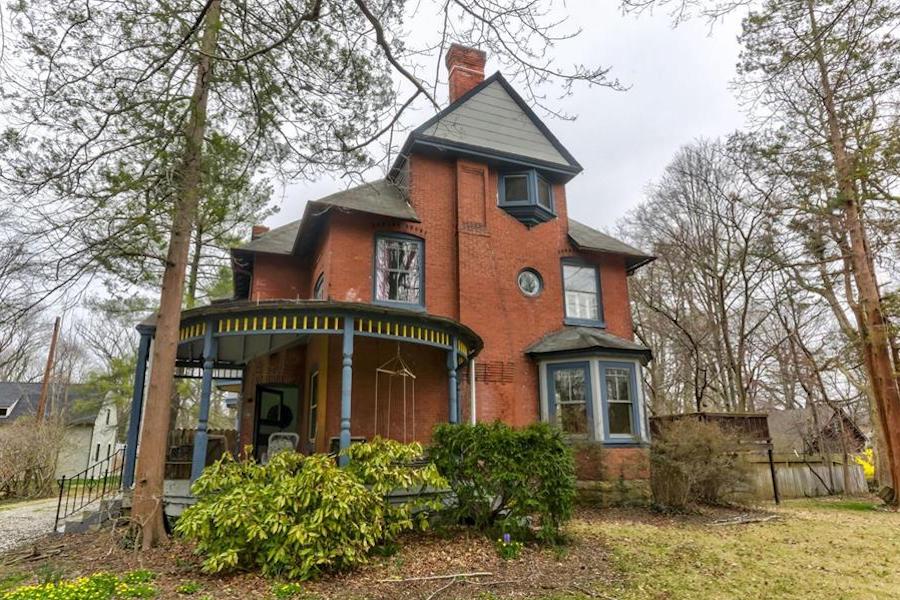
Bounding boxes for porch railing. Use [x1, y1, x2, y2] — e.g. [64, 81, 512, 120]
[54, 447, 125, 532]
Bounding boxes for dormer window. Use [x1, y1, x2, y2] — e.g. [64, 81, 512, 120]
[498, 170, 555, 225]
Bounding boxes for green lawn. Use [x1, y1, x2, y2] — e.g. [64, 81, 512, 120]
[573, 498, 900, 600]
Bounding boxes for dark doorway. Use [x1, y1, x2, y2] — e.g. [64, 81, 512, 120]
[254, 385, 299, 461]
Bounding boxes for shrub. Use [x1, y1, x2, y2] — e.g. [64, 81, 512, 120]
[0, 418, 65, 500]
[430, 421, 575, 543]
[1, 572, 157, 599]
[650, 419, 749, 510]
[175, 438, 445, 580]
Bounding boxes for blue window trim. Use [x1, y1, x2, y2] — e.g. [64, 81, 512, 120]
[598, 361, 642, 444]
[561, 258, 605, 328]
[546, 361, 594, 439]
[498, 169, 556, 215]
[372, 232, 426, 311]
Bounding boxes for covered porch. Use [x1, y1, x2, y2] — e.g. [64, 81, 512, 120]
[122, 300, 482, 490]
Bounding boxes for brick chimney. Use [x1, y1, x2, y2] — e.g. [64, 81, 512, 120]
[251, 224, 270, 240]
[446, 43, 486, 103]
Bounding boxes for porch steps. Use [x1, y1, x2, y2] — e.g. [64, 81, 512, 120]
[58, 496, 122, 534]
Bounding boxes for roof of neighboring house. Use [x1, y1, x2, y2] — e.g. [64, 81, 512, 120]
[390, 73, 582, 179]
[525, 327, 652, 363]
[0, 382, 99, 426]
[568, 219, 656, 273]
[768, 406, 867, 453]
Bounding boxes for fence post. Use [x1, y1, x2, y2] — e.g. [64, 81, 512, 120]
[767, 445, 780, 505]
[54, 476, 65, 532]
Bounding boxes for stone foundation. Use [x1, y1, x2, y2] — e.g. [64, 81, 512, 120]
[572, 442, 651, 507]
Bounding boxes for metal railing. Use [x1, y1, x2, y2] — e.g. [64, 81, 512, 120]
[54, 447, 125, 531]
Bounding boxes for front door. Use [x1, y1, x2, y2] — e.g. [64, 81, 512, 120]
[254, 385, 299, 461]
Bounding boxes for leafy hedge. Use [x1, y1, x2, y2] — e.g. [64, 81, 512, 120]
[175, 438, 445, 580]
[430, 422, 576, 542]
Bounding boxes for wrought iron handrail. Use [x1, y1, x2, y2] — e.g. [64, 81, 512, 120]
[54, 447, 125, 531]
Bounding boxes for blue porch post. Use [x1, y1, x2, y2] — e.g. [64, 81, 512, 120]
[123, 327, 152, 488]
[338, 317, 354, 467]
[448, 335, 459, 424]
[191, 322, 217, 482]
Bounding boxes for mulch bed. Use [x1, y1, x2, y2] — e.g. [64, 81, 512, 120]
[0, 504, 772, 599]
[0, 523, 616, 599]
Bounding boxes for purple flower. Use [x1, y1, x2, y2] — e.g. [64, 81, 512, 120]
[502, 533, 511, 544]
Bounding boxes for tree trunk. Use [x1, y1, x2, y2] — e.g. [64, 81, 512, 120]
[806, 0, 900, 503]
[131, 0, 221, 549]
[186, 226, 204, 308]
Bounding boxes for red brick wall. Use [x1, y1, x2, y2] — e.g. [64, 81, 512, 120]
[250, 254, 309, 300]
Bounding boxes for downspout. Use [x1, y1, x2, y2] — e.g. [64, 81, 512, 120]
[469, 358, 476, 424]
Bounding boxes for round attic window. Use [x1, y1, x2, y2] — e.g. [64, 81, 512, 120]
[517, 268, 543, 297]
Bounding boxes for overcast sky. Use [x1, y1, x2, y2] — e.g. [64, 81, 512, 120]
[267, 3, 747, 236]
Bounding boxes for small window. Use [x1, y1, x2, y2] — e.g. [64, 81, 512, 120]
[308, 371, 319, 443]
[604, 366, 636, 437]
[313, 273, 326, 300]
[95, 443, 101, 461]
[517, 268, 543, 297]
[374, 234, 423, 306]
[0, 407, 8, 418]
[563, 262, 603, 325]
[105, 410, 110, 425]
[502, 174, 530, 204]
[106, 444, 111, 458]
[536, 177, 553, 210]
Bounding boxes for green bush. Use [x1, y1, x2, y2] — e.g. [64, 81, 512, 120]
[430, 422, 576, 543]
[650, 419, 749, 510]
[1, 572, 157, 599]
[175, 438, 445, 580]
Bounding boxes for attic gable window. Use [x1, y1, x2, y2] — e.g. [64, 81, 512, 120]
[374, 234, 424, 308]
[498, 169, 555, 225]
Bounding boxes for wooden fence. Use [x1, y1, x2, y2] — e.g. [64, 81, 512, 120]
[165, 428, 238, 480]
[742, 453, 867, 500]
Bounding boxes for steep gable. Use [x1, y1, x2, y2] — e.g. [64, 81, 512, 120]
[391, 73, 581, 180]
[421, 79, 570, 167]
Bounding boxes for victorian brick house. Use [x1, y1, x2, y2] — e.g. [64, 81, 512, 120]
[124, 44, 655, 490]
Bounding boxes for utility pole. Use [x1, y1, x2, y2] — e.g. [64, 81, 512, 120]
[36, 316, 61, 422]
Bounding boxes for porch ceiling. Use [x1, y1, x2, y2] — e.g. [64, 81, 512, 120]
[140, 299, 482, 368]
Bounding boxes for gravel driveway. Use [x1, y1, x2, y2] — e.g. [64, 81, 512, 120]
[0, 497, 59, 553]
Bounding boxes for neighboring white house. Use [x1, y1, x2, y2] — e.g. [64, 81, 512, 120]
[0, 382, 119, 478]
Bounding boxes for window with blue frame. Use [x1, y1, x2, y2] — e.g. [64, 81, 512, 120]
[562, 261, 604, 326]
[600, 362, 640, 440]
[498, 169, 555, 225]
[374, 234, 424, 307]
[546, 362, 593, 438]
[313, 272, 326, 300]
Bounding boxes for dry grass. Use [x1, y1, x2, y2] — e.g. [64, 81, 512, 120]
[0, 498, 896, 599]
[582, 497, 900, 600]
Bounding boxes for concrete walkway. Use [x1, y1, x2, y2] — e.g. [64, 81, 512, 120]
[0, 497, 58, 553]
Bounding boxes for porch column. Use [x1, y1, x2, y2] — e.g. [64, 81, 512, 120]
[448, 335, 459, 424]
[123, 327, 152, 488]
[191, 321, 217, 482]
[338, 317, 354, 466]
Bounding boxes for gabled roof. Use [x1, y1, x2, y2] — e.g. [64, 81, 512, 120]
[390, 73, 582, 180]
[768, 406, 867, 453]
[567, 219, 655, 273]
[0, 382, 97, 425]
[238, 220, 301, 256]
[525, 327, 652, 363]
[232, 180, 418, 258]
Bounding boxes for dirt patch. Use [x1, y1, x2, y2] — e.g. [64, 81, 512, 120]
[0, 522, 616, 599]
